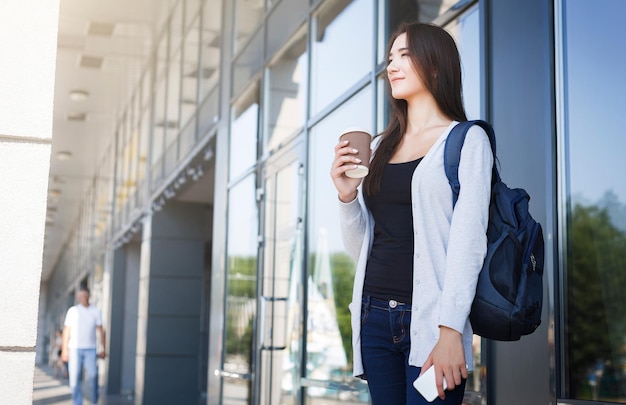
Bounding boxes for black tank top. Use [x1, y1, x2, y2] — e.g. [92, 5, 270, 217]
[362, 157, 422, 304]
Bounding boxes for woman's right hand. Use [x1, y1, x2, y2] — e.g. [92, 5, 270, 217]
[330, 139, 365, 203]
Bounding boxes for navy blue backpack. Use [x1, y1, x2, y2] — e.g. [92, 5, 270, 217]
[444, 120, 545, 341]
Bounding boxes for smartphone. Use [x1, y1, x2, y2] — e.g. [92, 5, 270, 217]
[413, 366, 447, 402]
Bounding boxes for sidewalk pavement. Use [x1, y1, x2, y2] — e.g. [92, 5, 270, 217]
[33, 364, 133, 405]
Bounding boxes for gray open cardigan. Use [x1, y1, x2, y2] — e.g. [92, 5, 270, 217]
[338, 121, 493, 378]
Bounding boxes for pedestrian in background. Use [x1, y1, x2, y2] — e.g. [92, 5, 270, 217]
[62, 286, 106, 405]
[52, 329, 68, 378]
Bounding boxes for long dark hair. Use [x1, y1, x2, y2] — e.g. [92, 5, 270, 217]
[364, 22, 468, 195]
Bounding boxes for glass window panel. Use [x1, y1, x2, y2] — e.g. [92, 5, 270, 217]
[170, 1, 184, 51]
[165, 3, 184, 167]
[123, 119, 133, 223]
[445, 6, 481, 120]
[131, 94, 141, 205]
[198, 86, 219, 138]
[266, 0, 308, 60]
[561, 0, 626, 402]
[115, 126, 127, 227]
[259, 158, 303, 404]
[178, 114, 196, 159]
[233, 0, 264, 53]
[264, 27, 307, 153]
[310, 0, 374, 117]
[377, 0, 460, 64]
[152, 79, 166, 174]
[122, 116, 131, 197]
[233, 30, 264, 100]
[230, 86, 259, 181]
[121, 114, 130, 194]
[200, 0, 222, 101]
[181, 14, 200, 127]
[185, 0, 203, 31]
[141, 68, 152, 112]
[94, 151, 114, 242]
[223, 174, 258, 404]
[306, 86, 372, 404]
[127, 114, 139, 209]
[164, 139, 178, 175]
[138, 108, 149, 184]
[152, 33, 167, 168]
[376, 75, 386, 135]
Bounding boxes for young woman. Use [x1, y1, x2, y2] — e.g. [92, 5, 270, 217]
[330, 22, 493, 404]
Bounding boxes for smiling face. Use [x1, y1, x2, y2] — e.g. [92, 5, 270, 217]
[386, 32, 428, 102]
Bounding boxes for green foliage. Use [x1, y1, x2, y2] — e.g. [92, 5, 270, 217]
[312, 251, 356, 367]
[329, 252, 356, 366]
[567, 203, 626, 399]
[227, 256, 257, 297]
[225, 251, 357, 373]
[225, 315, 253, 364]
[224, 255, 257, 366]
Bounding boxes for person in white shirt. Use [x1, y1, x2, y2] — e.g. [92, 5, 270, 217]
[61, 286, 106, 405]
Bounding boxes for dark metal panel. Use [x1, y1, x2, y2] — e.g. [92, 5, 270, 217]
[106, 248, 127, 394]
[485, 0, 556, 404]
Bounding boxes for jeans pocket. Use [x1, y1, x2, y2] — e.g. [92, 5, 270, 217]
[360, 305, 370, 326]
[391, 309, 407, 344]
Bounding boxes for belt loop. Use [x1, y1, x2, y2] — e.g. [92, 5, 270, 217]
[362, 295, 371, 309]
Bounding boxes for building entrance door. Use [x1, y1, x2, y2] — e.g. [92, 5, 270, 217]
[256, 139, 306, 405]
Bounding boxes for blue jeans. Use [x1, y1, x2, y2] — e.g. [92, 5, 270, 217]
[68, 348, 98, 405]
[361, 296, 466, 405]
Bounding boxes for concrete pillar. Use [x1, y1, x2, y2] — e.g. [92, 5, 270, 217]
[135, 202, 205, 405]
[486, 1, 552, 404]
[107, 248, 127, 394]
[107, 243, 141, 396]
[0, 0, 59, 404]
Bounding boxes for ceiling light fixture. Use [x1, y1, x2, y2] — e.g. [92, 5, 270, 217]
[164, 187, 175, 199]
[87, 22, 115, 37]
[57, 151, 72, 160]
[204, 146, 214, 161]
[79, 55, 104, 69]
[69, 89, 89, 101]
[67, 111, 87, 122]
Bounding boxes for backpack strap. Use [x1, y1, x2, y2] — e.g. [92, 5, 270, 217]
[444, 120, 498, 207]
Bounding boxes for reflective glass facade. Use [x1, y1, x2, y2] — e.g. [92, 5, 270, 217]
[559, 0, 626, 402]
[219, 1, 483, 403]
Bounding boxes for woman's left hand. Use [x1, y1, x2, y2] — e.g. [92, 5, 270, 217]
[421, 326, 468, 400]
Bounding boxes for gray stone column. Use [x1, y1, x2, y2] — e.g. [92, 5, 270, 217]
[485, 1, 553, 404]
[134, 202, 205, 405]
[0, 0, 59, 403]
[107, 247, 127, 394]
